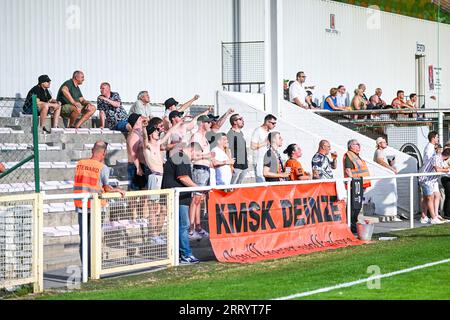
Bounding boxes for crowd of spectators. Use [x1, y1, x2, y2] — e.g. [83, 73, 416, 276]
[12, 70, 450, 266]
[286, 70, 422, 114]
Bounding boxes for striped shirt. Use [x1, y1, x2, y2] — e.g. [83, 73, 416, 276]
[419, 154, 446, 185]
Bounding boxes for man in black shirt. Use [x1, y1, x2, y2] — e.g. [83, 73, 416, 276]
[23, 75, 61, 133]
[162, 142, 200, 264]
[227, 113, 249, 184]
[263, 131, 290, 182]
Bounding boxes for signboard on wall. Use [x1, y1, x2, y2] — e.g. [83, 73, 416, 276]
[429, 65, 435, 90]
[429, 65, 442, 91]
[325, 13, 340, 35]
[416, 42, 426, 55]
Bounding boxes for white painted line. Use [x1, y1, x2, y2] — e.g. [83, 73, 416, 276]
[273, 258, 450, 300]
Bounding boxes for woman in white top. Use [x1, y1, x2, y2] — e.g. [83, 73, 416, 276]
[211, 133, 235, 186]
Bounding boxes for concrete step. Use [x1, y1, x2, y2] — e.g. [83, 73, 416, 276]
[44, 242, 79, 259]
[44, 254, 80, 272]
[44, 211, 78, 227]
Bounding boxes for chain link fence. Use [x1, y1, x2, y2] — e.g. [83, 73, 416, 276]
[222, 41, 265, 93]
[90, 190, 174, 279]
[0, 97, 39, 195]
[0, 193, 43, 294]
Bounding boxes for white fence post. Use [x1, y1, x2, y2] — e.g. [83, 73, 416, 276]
[82, 196, 89, 283]
[174, 189, 180, 267]
[346, 180, 351, 227]
[410, 176, 415, 229]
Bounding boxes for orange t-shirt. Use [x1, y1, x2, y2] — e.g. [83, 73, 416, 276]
[285, 158, 305, 181]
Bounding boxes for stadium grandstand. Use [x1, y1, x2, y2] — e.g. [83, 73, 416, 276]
[1, 0, 450, 304]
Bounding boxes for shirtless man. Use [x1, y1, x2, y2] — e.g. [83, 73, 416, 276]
[189, 115, 215, 239]
[142, 120, 182, 244]
[126, 113, 149, 220]
[166, 109, 211, 157]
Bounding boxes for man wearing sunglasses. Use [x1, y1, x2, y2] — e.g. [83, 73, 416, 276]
[227, 114, 249, 185]
[251, 114, 277, 183]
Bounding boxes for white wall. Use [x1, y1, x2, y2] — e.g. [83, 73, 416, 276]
[0, 0, 240, 104]
[282, 0, 450, 108]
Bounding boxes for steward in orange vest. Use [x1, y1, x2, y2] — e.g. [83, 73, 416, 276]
[343, 150, 372, 189]
[74, 141, 125, 209]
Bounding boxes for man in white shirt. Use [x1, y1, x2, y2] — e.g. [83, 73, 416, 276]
[421, 131, 440, 223]
[129, 91, 153, 118]
[423, 131, 438, 164]
[251, 114, 277, 182]
[336, 85, 347, 108]
[289, 71, 315, 109]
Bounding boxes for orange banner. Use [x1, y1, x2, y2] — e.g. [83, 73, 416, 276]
[207, 182, 364, 263]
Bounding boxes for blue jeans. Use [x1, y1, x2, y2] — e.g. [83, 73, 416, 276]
[77, 209, 91, 276]
[179, 205, 192, 258]
[254, 164, 265, 183]
[113, 119, 129, 132]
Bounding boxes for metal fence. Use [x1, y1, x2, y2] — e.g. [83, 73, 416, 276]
[315, 109, 450, 167]
[222, 41, 265, 93]
[90, 190, 175, 279]
[0, 97, 40, 194]
[0, 193, 43, 293]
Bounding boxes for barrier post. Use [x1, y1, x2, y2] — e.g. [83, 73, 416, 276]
[410, 176, 415, 229]
[173, 189, 180, 267]
[438, 111, 444, 146]
[346, 180, 351, 227]
[90, 193, 102, 280]
[166, 190, 175, 266]
[82, 196, 89, 283]
[33, 192, 44, 293]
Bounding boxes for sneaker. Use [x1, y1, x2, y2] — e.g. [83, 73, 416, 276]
[189, 230, 202, 241]
[430, 218, 444, 224]
[150, 236, 166, 245]
[437, 215, 450, 223]
[196, 228, 209, 238]
[42, 126, 51, 134]
[180, 255, 200, 264]
[420, 217, 430, 224]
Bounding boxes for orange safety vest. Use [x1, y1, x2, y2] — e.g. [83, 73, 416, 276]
[73, 159, 107, 209]
[343, 151, 372, 189]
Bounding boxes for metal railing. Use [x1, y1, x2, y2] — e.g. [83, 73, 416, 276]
[90, 190, 175, 279]
[0, 171, 443, 291]
[314, 108, 450, 162]
[0, 96, 40, 194]
[174, 171, 449, 263]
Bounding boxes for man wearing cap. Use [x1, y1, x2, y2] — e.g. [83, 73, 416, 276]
[162, 94, 200, 130]
[129, 91, 153, 118]
[189, 115, 215, 239]
[373, 137, 397, 174]
[166, 109, 210, 157]
[23, 75, 61, 133]
[141, 120, 183, 245]
[205, 108, 235, 148]
[57, 70, 96, 128]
